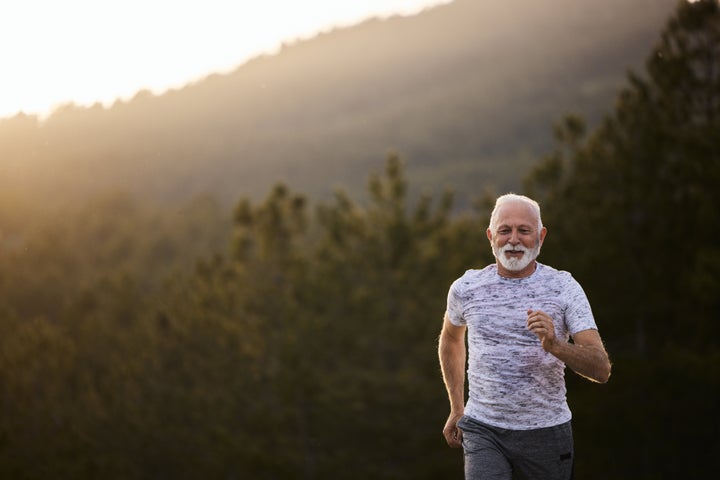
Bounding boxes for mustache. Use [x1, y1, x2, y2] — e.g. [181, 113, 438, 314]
[500, 244, 529, 253]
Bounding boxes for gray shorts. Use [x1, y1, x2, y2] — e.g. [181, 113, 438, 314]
[457, 415, 574, 480]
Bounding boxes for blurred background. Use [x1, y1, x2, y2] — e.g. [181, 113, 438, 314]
[0, 0, 718, 478]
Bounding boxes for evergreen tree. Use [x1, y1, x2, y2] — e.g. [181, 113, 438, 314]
[526, 0, 720, 354]
[524, 1, 720, 477]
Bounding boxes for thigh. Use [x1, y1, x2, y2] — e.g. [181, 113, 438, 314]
[459, 417, 513, 480]
[508, 421, 574, 480]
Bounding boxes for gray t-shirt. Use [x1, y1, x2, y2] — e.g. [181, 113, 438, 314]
[446, 262, 597, 430]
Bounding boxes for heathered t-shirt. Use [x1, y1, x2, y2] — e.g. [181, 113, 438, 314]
[445, 262, 597, 430]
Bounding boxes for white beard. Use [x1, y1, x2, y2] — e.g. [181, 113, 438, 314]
[493, 241, 541, 272]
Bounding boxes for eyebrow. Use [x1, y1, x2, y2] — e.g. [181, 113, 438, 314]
[496, 224, 535, 230]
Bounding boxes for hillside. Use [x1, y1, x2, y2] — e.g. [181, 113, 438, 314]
[0, 0, 677, 211]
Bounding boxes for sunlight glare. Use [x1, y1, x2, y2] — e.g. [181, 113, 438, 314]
[0, 0, 449, 120]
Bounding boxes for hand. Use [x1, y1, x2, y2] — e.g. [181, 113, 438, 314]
[527, 309, 557, 352]
[443, 412, 464, 448]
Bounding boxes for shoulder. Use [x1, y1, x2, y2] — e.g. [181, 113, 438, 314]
[536, 263, 581, 287]
[536, 263, 590, 305]
[449, 265, 495, 296]
[454, 265, 496, 286]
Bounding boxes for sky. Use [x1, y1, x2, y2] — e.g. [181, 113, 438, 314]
[0, 0, 450, 120]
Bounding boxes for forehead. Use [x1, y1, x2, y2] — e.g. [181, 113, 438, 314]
[494, 202, 538, 228]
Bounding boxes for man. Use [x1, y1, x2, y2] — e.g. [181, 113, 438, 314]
[439, 193, 611, 479]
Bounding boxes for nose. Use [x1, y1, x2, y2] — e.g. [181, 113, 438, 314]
[509, 228, 520, 245]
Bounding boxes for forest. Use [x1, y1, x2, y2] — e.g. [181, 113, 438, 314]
[1, 1, 719, 479]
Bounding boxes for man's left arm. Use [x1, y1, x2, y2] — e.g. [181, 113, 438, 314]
[527, 310, 612, 383]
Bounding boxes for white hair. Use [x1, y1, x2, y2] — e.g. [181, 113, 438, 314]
[488, 193, 543, 232]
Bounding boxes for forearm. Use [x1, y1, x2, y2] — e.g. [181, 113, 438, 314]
[547, 340, 611, 383]
[528, 312, 611, 384]
[438, 330, 466, 412]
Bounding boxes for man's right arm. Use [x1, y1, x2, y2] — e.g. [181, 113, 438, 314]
[439, 314, 467, 448]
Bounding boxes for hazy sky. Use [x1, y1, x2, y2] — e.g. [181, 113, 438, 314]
[0, 0, 450, 120]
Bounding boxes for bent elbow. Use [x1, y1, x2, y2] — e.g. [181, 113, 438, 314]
[596, 362, 612, 384]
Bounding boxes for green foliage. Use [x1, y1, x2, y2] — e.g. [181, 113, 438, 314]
[526, 0, 720, 352]
[0, 154, 491, 478]
[525, 1, 720, 477]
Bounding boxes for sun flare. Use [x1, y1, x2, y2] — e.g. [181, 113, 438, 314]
[0, 0, 449, 120]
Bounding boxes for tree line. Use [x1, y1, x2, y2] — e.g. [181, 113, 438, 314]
[1, 1, 718, 478]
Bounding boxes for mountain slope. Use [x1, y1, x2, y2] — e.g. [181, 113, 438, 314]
[0, 0, 678, 210]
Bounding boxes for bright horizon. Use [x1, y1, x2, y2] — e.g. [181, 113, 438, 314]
[0, 0, 450, 121]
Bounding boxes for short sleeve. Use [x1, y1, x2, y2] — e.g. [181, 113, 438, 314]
[563, 276, 598, 335]
[446, 278, 466, 326]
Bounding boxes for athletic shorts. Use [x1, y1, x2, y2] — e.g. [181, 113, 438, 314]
[457, 415, 574, 480]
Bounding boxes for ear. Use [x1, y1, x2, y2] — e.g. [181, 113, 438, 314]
[486, 228, 493, 243]
[539, 227, 547, 245]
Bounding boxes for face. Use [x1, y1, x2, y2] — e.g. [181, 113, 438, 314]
[487, 201, 547, 278]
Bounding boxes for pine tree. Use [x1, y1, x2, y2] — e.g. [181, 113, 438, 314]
[526, 0, 720, 354]
[524, 2, 720, 477]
